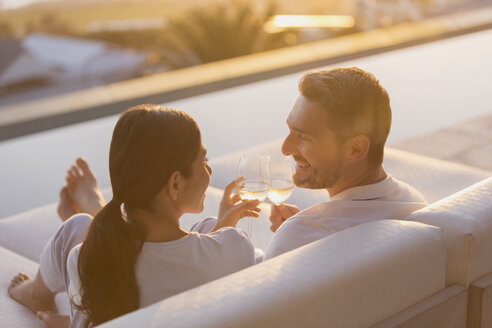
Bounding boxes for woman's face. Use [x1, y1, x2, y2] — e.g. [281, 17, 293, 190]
[179, 143, 212, 214]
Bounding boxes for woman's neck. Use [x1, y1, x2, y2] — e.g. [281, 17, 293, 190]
[144, 219, 188, 243]
[133, 207, 188, 243]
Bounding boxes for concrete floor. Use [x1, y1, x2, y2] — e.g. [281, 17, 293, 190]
[394, 112, 492, 171]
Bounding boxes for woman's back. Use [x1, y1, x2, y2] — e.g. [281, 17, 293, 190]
[67, 227, 255, 327]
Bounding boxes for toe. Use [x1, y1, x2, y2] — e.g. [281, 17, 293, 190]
[70, 166, 80, 178]
[67, 177, 76, 189]
[20, 272, 31, 279]
[76, 157, 96, 181]
[76, 157, 90, 173]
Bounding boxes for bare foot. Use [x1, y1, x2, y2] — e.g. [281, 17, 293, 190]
[37, 311, 70, 328]
[57, 187, 79, 222]
[8, 272, 57, 314]
[66, 157, 106, 217]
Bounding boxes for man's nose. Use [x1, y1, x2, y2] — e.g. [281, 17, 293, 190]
[281, 133, 295, 156]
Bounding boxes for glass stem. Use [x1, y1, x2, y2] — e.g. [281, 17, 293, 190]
[248, 217, 252, 237]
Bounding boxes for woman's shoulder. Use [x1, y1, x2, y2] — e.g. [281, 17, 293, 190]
[199, 227, 251, 244]
[191, 228, 255, 262]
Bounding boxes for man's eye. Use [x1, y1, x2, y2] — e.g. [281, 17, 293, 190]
[300, 134, 310, 141]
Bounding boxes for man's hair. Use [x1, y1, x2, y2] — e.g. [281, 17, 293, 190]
[299, 67, 391, 166]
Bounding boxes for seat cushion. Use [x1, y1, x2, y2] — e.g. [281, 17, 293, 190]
[100, 220, 446, 328]
[408, 177, 492, 286]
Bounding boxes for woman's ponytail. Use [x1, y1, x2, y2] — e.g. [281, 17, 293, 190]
[77, 200, 146, 327]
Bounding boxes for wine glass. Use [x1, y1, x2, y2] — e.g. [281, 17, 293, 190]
[268, 156, 294, 205]
[235, 154, 271, 236]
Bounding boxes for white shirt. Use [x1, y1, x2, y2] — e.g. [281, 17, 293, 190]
[264, 176, 427, 260]
[67, 227, 255, 327]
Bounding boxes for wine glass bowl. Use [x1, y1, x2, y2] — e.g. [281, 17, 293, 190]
[268, 156, 294, 205]
[236, 180, 270, 201]
[235, 154, 272, 236]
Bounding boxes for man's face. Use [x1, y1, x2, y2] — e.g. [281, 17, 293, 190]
[282, 96, 343, 189]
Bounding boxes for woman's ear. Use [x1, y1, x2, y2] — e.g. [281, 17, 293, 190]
[167, 171, 182, 201]
[344, 134, 370, 164]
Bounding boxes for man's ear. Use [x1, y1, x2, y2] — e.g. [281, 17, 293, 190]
[344, 134, 370, 164]
[167, 171, 182, 201]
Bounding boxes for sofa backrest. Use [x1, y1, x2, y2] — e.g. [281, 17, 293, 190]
[0, 188, 113, 262]
[383, 148, 490, 203]
[408, 177, 492, 286]
[101, 220, 446, 328]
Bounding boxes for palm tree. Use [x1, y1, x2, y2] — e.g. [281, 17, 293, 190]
[158, 1, 297, 69]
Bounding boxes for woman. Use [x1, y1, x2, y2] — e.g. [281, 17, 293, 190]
[8, 105, 260, 328]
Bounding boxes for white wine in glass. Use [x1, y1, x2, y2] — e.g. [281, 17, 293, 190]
[268, 156, 294, 205]
[237, 180, 270, 201]
[235, 154, 271, 236]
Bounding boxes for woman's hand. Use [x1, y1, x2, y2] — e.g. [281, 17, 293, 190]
[213, 177, 261, 231]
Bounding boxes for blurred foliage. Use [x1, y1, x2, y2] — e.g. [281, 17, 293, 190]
[83, 29, 164, 50]
[0, 22, 14, 39]
[85, 1, 298, 69]
[156, 1, 297, 68]
[24, 12, 74, 36]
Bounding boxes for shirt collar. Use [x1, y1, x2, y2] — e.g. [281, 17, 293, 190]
[330, 175, 398, 201]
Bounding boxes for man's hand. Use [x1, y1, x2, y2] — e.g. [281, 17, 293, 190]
[269, 203, 300, 232]
[213, 177, 261, 231]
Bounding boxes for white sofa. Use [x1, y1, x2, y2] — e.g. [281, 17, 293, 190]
[408, 178, 492, 327]
[0, 141, 490, 328]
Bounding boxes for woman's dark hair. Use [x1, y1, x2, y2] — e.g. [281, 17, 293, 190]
[77, 105, 201, 327]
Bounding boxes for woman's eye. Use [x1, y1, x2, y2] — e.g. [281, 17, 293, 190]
[300, 134, 310, 141]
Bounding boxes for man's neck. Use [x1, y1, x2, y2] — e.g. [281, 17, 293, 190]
[327, 165, 387, 198]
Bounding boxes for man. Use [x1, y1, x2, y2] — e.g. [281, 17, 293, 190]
[264, 67, 427, 259]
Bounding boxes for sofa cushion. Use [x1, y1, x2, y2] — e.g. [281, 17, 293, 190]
[383, 148, 490, 203]
[100, 220, 446, 328]
[0, 188, 112, 263]
[408, 177, 492, 286]
[0, 203, 61, 263]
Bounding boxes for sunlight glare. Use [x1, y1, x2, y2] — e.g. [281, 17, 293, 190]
[264, 15, 355, 33]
